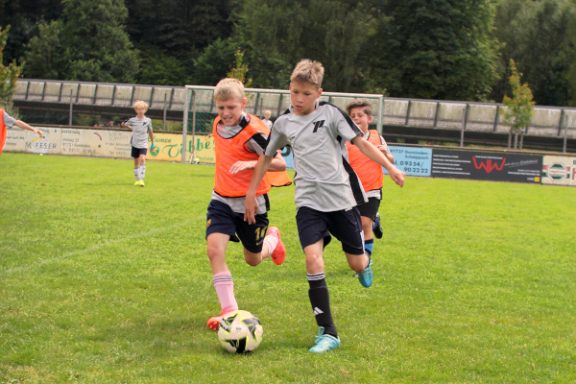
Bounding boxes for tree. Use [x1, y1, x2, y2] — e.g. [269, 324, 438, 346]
[0, 26, 24, 106]
[231, 0, 378, 91]
[502, 60, 534, 149]
[24, 0, 139, 82]
[494, 0, 576, 106]
[227, 49, 252, 87]
[367, 0, 499, 100]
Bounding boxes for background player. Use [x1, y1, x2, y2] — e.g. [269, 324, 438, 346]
[0, 108, 44, 154]
[346, 99, 395, 258]
[121, 101, 154, 187]
[245, 60, 405, 353]
[206, 78, 287, 330]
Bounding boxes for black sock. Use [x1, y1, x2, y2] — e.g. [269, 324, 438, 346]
[307, 272, 338, 338]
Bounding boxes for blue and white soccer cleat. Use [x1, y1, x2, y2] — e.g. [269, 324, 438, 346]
[309, 327, 341, 353]
[357, 258, 373, 288]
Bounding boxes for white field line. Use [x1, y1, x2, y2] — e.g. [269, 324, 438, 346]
[1, 221, 191, 276]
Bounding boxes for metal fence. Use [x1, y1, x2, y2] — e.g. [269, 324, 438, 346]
[12, 79, 576, 153]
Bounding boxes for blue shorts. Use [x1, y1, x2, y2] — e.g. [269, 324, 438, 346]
[296, 206, 364, 255]
[131, 146, 147, 158]
[206, 200, 269, 253]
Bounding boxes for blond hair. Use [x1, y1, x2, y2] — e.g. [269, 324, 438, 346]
[290, 59, 324, 88]
[133, 100, 149, 110]
[214, 78, 245, 101]
[346, 99, 373, 116]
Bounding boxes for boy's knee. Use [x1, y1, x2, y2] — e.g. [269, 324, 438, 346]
[243, 250, 262, 267]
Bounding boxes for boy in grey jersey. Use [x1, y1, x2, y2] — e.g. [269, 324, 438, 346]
[121, 100, 154, 187]
[245, 59, 405, 353]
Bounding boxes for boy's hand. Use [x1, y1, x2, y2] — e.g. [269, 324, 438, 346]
[229, 160, 256, 175]
[35, 129, 44, 139]
[389, 167, 405, 187]
[244, 193, 257, 224]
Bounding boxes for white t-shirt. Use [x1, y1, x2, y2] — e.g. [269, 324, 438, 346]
[126, 116, 153, 148]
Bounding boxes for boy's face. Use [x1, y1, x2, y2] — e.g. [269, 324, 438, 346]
[215, 97, 246, 126]
[290, 80, 322, 116]
[134, 106, 147, 117]
[349, 107, 373, 132]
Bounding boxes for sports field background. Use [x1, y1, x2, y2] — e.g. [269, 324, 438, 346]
[1, 153, 575, 383]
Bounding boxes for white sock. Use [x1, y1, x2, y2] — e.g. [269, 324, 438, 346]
[263, 233, 279, 258]
[140, 165, 146, 180]
[133, 168, 139, 180]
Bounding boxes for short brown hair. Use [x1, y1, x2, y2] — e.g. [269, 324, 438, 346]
[290, 59, 324, 88]
[214, 78, 245, 101]
[346, 99, 373, 116]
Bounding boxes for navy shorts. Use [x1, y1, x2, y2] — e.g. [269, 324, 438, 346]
[131, 146, 147, 158]
[296, 206, 364, 255]
[206, 200, 269, 253]
[357, 197, 381, 221]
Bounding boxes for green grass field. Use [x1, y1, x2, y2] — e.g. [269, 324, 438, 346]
[1, 153, 575, 384]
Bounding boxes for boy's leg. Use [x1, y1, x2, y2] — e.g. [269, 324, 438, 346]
[206, 201, 240, 330]
[236, 213, 286, 266]
[326, 209, 372, 287]
[361, 216, 374, 257]
[138, 154, 146, 180]
[132, 153, 139, 181]
[358, 198, 381, 257]
[297, 207, 340, 353]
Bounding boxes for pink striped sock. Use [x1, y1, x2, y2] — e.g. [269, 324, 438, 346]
[213, 271, 238, 313]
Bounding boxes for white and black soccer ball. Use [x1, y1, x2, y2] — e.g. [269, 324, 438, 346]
[217, 310, 263, 353]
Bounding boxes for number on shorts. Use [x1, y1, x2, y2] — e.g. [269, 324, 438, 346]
[254, 226, 268, 242]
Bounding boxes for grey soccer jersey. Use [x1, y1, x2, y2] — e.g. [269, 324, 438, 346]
[265, 102, 366, 212]
[126, 117, 152, 148]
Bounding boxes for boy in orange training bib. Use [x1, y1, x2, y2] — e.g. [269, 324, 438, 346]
[205, 78, 288, 330]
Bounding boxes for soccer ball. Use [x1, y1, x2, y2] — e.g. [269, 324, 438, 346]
[217, 310, 263, 353]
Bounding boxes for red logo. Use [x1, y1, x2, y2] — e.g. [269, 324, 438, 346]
[472, 156, 506, 173]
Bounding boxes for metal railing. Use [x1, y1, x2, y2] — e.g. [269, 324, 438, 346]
[13, 79, 576, 152]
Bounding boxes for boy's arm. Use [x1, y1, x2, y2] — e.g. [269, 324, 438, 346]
[244, 154, 274, 224]
[352, 136, 405, 187]
[15, 120, 44, 138]
[229, 151, 285, 174]
[148, 127, 154, 144]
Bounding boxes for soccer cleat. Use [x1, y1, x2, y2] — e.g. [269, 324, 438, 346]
[267, 226, 286, 265]
[373, 213, 383, 239]
[357, 258, 373, 288]
[207, 308, 236, 331]
[139, 180, 145, 187]
[134, 180, 140, 186]
[309, 327, 341, 353]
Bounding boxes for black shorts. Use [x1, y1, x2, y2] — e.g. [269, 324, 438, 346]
[206, 200, 269, 253]
[296, 206, 364, 255]
[131, 146, 148, 158]
[357, 197, 381, 221]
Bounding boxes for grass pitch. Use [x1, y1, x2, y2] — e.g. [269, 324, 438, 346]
[1, 153, 575, 384]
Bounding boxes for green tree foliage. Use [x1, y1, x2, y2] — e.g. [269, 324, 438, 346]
[0, 26, 24, 105]
[192, 38, 238, 86]
[231, 0, 378, 90]
[227, 49, 252, 87]
[24, 21, 64, 79]
[24, 0, 139, 82]
[502, 59, 534, 148]
[0, 0, 62, 64]
[494, 0, 576, 106]
[367, 0, 499, 100]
